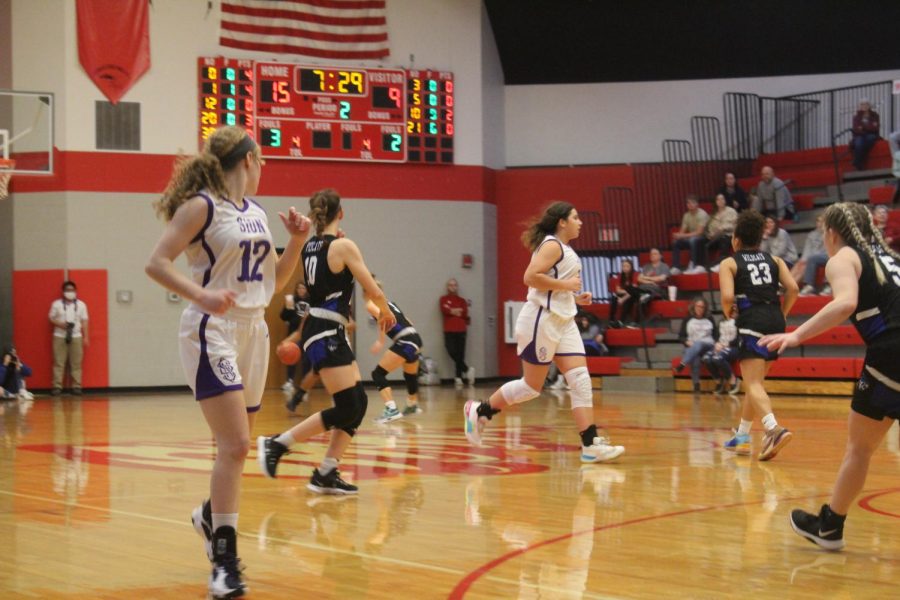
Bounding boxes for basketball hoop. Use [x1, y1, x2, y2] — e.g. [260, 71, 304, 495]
[0, 159, 14, 200]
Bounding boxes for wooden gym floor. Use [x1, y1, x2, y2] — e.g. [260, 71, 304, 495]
[1, 385, 899, 599]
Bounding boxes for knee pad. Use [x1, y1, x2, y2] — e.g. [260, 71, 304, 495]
[499, 378, 540, 406]
[339, 382, 369, 436]
[371, 366, 390, 391]
[564, 366, 593, 409]
[404, 372, 419, 396]
[321, 386, 359, 431]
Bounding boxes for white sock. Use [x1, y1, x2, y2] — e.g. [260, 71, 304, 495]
[386, 401, 397, 411]
[319, 456, 339, 475]
[212, 512, 238, 532]
[761, 413, 778, 432]
[275, 431, 295, 447]
[737, 419, 752, 435]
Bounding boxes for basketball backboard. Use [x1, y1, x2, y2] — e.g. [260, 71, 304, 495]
[0, 90, 54, 174]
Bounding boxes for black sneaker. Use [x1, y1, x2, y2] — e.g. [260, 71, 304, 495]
[285, 390, 307, 413]
[307, 467, 358, 495]
[790, 504, 845, 551]
[256, 435, 289, 479]
[191, 498, 213, 561]
[209, 526, 246, 599]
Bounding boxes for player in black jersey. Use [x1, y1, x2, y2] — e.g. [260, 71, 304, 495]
[719, 210, 799, 461]
[257, 189, 395, 494]
[364, 281, 424, 423]
[761, 202, 900, 550]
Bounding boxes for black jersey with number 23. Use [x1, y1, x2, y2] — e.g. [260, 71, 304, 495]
[733, 250, 785, 335]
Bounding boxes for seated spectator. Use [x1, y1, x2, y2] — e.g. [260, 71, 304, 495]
[609, 259, 640, 327]
[637, 247, 670, 302]
[761, 215, 798, 268]
[701, 316, 740, 395]
[850, 98, 880, 171]
[873, 205, 900, 253]
[576, 311, 608, 356]
[671, 195, 710, 275]
[705, 193, 738, 271]
[719, 172, 748, 212]
[889, 130, 900, 203]
[794, 215, 829, 296]
[755, 166, 795, 221]
[673, 297, 718, 392]
[1, 345, 33, 399]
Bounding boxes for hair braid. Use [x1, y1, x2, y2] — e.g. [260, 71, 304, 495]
[826, 203, 886, 284]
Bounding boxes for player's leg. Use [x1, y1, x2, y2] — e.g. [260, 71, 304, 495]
[372, 349, 406, 423]
[402, 358, 422, 415]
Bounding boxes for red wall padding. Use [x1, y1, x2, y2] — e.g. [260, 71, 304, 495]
[13, 269, 108, 388]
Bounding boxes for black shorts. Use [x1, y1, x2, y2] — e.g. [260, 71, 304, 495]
[737, 306, 784, 361]
[389, 333, 422, 364]
[301, 317, 356, 374]
[851, 366, 900, 421]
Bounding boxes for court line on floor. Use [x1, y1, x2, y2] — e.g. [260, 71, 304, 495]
[446, 486, 900, 599]
[0, 489, 613, 598]
[857, 487, 900, 519]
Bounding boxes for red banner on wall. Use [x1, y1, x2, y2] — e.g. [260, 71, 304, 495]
[76, 0, 150, 104]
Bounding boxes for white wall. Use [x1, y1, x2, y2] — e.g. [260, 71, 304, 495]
[505, 68, 900, 166]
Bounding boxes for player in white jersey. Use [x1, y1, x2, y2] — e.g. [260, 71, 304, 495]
[146, 126, 311, 599]
[463, 201, 625, 463]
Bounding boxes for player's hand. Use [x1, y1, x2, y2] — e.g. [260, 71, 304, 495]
[575, 291, 592, 305]
[198, 289, 237, 316]
[561, 276, 582, 292]
[759, 331, 801, 354]
[377, 310, 397, 334]
[279, 207, 311, 238]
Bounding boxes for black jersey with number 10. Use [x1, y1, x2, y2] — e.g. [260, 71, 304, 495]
[301, 235, 354, 318]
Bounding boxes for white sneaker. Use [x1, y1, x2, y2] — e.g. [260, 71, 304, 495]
[710, 263, 721, 273]
[685, 265, 707, 274]
[454, 377, 464, 389]
[820, 285, 832, 296]
[549, 375, 569, 390]
[581, 436, 625, 463]
[17, 389, 34, 400]
[466, 366, 476, 386]
[799, 284, 816, 296]
[670, 267, 682, 276]
[463, 399, 486, 446]
[281, 380, 295, 392]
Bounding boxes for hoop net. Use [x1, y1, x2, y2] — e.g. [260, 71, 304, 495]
[0, 159, 14, 200]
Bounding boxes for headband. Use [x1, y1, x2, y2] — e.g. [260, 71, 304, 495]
[218, 135, 258, 171]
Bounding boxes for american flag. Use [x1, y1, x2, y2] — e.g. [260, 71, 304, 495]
[220, 0, 389, 60]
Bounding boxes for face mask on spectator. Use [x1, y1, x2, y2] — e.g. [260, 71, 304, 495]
[64, 290, 76, 300]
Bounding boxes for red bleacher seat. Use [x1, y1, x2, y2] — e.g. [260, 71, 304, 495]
[585, 356, 632, 375]
[790, 295, 830, 315]
[670, 272, 718, 291]
[786, 325, 862, 346]
[792, 193, 816, 211]
[671, 356, 863, 380]
[582, 303, 611, 320]
[638, 250, 672, 265]
[646, 300, 689, 319]
[605, 328, 666, 347]
[752, 141, 891, 174]
[869, 186, 895, 205]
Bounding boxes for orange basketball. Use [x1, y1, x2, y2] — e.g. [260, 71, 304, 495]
[276, 341, 300, 365]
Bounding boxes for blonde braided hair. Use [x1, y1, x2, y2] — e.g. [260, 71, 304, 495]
[823, 202, 900, 284]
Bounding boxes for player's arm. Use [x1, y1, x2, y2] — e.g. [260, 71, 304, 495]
[523, 242, 580, 292]
[274, 207, 311, 292]
[145, 196, 236, 315]
[774, 256, 799, 318]
[333, 239, 396, 332]
[718, 257, 737, 318]
[762, 248, 860, 353]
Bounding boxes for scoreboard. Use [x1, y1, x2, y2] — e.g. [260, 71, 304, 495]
[198, 57, 454, 164]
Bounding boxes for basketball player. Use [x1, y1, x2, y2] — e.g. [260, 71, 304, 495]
[463, 201, 625, 462]
[760, 203, 900, 550]
[145, 126, 311, 599]
[364, 282, 424, 423]
[719, 210, 798, 460]
[257, 188, 395, 494]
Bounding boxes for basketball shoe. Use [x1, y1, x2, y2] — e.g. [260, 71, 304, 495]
[257, 435, 289, 479]
[209, 526, 246, 599]
[191, 498, 213, 561]
[307, 467, 358, 495]
[375, 406, 402, 423]
[758, 425, 793, 461]
[723, 429, 750, 455]
[285, 390, 307, 413]
[402, 404, 423, 416]
[464, 399, 487, 445]
[790, 504, 845, 551]
[581, 436, 625, 463]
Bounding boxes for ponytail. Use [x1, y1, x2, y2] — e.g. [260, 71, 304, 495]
[521, 201, 575, 251]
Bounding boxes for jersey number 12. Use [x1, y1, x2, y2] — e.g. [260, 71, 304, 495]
[237, 240, 271, 282]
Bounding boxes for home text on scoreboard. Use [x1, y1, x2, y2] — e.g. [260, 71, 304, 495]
[197, 57, 454, 164]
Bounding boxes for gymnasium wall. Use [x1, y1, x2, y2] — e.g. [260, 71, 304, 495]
[504, 68, 900, 166]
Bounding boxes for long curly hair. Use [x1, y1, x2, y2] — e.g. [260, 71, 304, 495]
[154, 126, 253, 221]
[521, 201, 575, 251]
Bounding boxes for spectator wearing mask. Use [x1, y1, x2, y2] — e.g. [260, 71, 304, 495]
[850, 98, 880, 171]
[48, 280, 89, 396]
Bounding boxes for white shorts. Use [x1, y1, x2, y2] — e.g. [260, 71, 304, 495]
[179, 307, 270, 411]
[515, 302, 584, 365]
